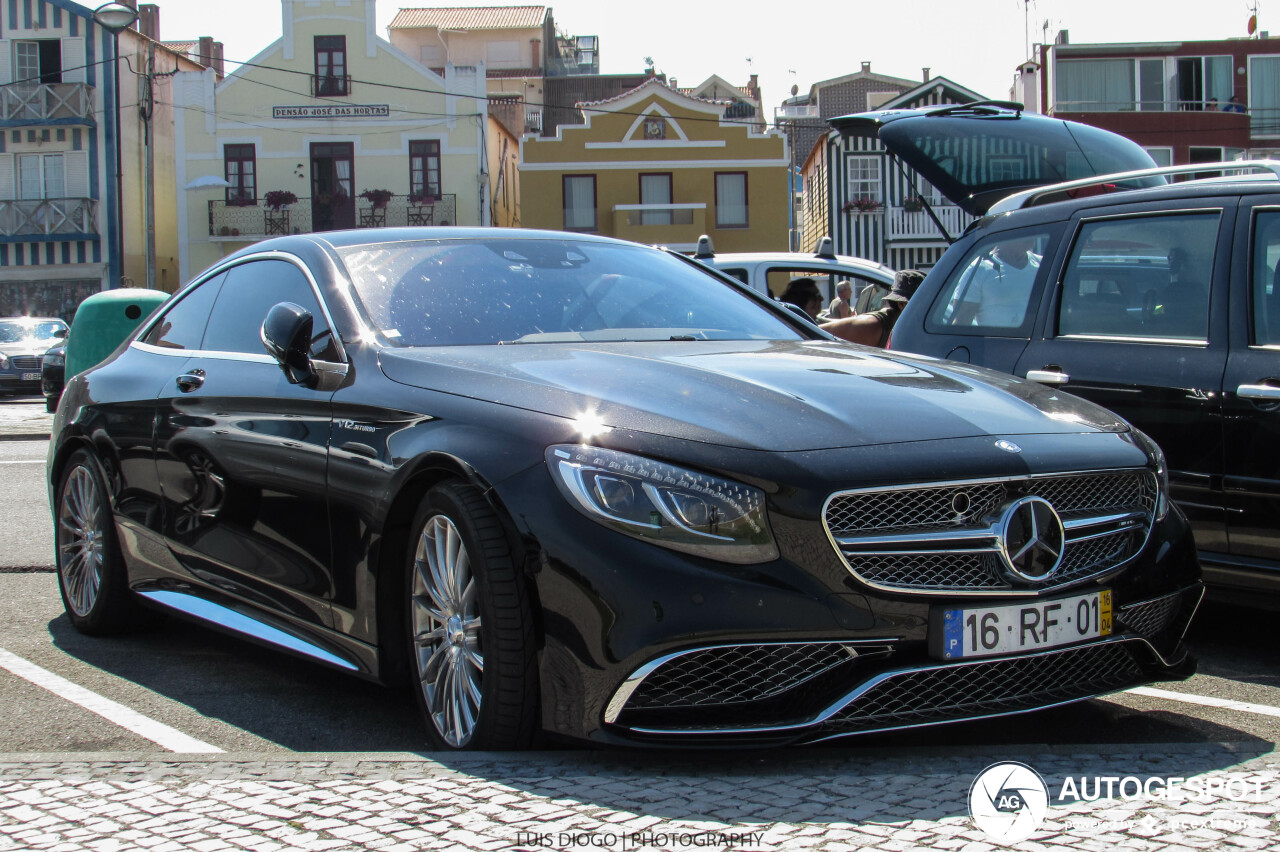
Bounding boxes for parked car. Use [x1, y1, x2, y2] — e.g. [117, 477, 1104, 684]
[49, 228, 1201, 750]
[845, 103, 1278, 606]
[694, 236, 896, 309]
[0, 317, 67, 395]
[41, 340, 66, 412]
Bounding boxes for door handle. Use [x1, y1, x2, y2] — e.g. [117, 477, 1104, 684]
[175, 369, 205, 393]
[1237, 383, 1280, 401]
[1026, 368, 1070, 385]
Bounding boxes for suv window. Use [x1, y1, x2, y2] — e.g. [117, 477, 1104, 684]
[143, 272, 227, 350]
[1058, 213, 1218, 341]
[202, 260, 338, 359]
[1252, 211, 1280, 346]
[927, 230, 1052, 333]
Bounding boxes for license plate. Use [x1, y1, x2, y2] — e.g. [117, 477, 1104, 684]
[932, 590, 1112, 660]
[20, 372, 39, 381]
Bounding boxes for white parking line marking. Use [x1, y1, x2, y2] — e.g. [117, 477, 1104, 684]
[0, 459, 44, 464]
[0, 646, 223, 753]
[1128, 686, 1280, 719]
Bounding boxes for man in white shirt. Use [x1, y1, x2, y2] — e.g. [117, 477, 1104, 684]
[969, 235, 1042, 328]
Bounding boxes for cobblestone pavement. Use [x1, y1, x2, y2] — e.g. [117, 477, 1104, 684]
[1, 745, 1277, 851]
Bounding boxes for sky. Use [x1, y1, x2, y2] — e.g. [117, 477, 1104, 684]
[154, 0, 1266, 111]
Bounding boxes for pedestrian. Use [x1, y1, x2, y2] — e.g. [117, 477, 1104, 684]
[779, 277, 824, 321]
[1206, 97, 1220, 111]
[1225, 95, 1246, 113]
[826, 280, 854, 320]
[821, 269, 925, 347]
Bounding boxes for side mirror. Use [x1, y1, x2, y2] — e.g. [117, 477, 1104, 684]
[261, 302, 316, 385]
[53, 327, 68, 339]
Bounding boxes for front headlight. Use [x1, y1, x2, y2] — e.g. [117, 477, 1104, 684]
[547, 445, 778, 564]
[0, 353, 7, 369]
[1132, 429, 1170, 520]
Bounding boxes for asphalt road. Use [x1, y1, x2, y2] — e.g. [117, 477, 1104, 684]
[1, 396, 1277, 755]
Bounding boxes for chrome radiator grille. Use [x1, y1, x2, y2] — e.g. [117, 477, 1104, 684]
[824, 471, 1157, 595]
[10, 356, 40, 370]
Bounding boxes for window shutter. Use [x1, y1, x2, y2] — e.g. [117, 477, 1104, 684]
[62, 39, 85, 84]
[64, 150, 89, 197]
[0, 154, 14, 201]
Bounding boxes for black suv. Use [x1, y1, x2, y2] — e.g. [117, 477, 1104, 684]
[842, 104, 1280, 604]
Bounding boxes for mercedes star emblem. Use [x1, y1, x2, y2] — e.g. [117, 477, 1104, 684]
[997, 496, 1065, 582]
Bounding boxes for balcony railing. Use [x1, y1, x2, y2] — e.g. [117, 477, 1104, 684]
[884, 204, 969, 241]
[312, 74, 351, 97]
[0, 83, 94, 121]
[774, 104, 819, 121]
[0, 197, 97, 236]
[208, 194, 458, 237]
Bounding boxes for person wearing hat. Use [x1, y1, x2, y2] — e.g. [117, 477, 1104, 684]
[821, 269, 925, 347]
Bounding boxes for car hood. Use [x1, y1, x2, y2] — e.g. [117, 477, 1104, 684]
[0, 339, 56, 357]
[379, 340, 1126, 452]
[828, 103, 1160, 215]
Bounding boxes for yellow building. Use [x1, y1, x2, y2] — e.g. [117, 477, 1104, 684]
[520, 78, 789, 253]
[173, 0, 487, 283]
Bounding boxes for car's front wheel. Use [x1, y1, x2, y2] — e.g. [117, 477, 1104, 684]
[406, 482, 538, 749]
[55, 449, 150, 634]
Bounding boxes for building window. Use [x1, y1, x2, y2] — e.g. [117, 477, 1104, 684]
[223, 144, 256, 203]
[1252, 55, 1280, 134]
[1144, 146, 1174, 167]
[715, 172, 748, 228]
[639, 173, 672, 225]
[1176, 56, 1232, 110]
[409, 140, 441, 199]
[1056, 59, 1135, 111]
[314, 36, 348, 97]
[18, 153, 64, 199]
[14, 40, 62, 85]
[846, 155, 881, 204]
[563, 175, 596, 231]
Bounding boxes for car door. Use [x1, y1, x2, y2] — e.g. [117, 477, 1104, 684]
[1221, 201, 1280, 588]
[152, 255, 342, 628]
[1014, 202, 1234, 557]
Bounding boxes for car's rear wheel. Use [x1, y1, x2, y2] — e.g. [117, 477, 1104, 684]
[406, 482, 538, 750]
[56, 449, 150, 634]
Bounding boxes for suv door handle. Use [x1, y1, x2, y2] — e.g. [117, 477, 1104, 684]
[1237, 383, 1280, 401]
[175, 369, 205, 393]
[1026, 368, 1070, 385]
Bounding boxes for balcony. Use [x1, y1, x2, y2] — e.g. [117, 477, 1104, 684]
[0, 198, 97, 236]
[208, 194, 458, 238]
[0, 83, 94, 122]
[884, 204, 968, 241]
[611, 203, 706, 243]
[774, 104, 819, 121]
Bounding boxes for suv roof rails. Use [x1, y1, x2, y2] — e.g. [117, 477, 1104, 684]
[988, 159, 1280, 216]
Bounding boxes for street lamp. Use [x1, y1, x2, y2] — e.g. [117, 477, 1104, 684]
[92, 3, 138, 289]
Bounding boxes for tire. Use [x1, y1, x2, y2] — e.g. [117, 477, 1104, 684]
[55, 449, 150, 635]
[406, 482, 538, 750]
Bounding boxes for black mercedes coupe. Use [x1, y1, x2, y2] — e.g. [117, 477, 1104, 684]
[47, 229, 1202, 749]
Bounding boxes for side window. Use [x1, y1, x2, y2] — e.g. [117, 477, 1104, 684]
[201, 260, 338, 360]
[1057, 213, 1218, 341]
[927, 230, 1052, 333]
[1252, 211, 1280, 346]
[143, 273, 227, 350]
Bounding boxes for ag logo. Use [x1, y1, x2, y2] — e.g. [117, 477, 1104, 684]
[968, 761, 1049, 843]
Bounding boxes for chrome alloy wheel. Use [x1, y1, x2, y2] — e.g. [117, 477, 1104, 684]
[412, 514, 484, 747]
[58, 464, 105, 618]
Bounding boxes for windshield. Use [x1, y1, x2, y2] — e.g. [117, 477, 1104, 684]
[0, 319, 65, 343]
[337, 238, 804, 346]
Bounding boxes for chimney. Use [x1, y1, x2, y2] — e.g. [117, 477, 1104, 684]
[1056, 29, 1070, 45]
[198, 36, 214, 69]
[922, 67, 930, 81]
[138, 5, 158, 40]
[213, 41, 225, 77]
[530, 38, 540, 71]
[860, 61, 871, 74]
[749, 73, 759, 98]
[669, 77, 677, 89]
